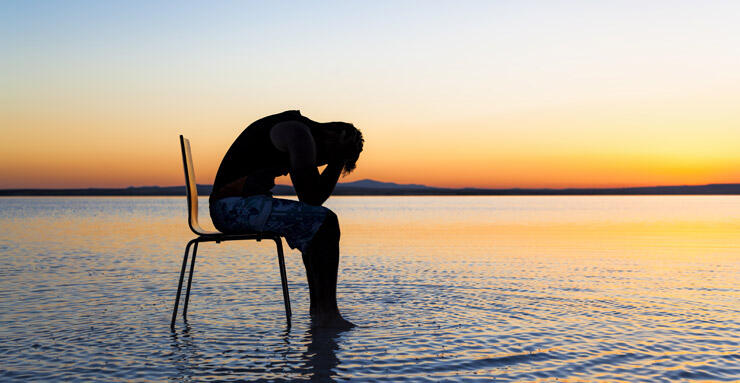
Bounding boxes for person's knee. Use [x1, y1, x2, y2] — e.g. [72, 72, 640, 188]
[305, 209, 339, 254]
[312, 209, 338, 243]
[322, 209, 339, 239]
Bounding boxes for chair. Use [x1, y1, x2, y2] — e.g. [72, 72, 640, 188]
[171, 135, 291, 328]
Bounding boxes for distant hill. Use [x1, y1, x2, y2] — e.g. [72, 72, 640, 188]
[339, 179, 429, 189]
[1, 179, 740, 196]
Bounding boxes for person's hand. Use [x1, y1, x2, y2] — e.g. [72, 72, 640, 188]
[328, 157, 347, 168]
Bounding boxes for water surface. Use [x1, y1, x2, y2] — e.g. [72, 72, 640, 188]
[0, 196, 738, 381]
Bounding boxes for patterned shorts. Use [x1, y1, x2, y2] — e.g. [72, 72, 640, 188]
[209, 195, 329, 253]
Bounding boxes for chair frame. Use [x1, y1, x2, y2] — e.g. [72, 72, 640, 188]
[171, 135, 291, 329]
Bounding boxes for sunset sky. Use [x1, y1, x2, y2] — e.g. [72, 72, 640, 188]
[2, 1, 739, 189]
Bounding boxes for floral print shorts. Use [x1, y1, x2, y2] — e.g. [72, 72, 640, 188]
[210, 195, 329, 253]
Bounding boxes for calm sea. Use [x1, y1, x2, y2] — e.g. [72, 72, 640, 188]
[0, 196, 738, 382]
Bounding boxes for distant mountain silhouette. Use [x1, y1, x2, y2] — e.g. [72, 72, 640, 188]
[339, 179, 429, 189]
[1, 180, 740, 196]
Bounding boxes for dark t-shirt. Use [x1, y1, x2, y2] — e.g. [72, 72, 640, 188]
[211, 110, 319, 200]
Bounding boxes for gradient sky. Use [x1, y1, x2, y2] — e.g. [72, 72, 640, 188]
[2, 1, 739, 189]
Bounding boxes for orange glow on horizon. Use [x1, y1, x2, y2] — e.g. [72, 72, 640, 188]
[2, 126, 739, 190]
[2, 100, 740, 189]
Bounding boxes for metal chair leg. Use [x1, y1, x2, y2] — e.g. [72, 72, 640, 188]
[274, 237, 292, 323]
[182, 241, 199, 319]
[171, 239, 196, 328]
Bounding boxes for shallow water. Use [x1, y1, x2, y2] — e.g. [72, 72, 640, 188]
[0, 196, 738, 382]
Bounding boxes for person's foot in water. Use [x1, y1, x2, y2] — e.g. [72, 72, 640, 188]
[311, 310, 355, 329]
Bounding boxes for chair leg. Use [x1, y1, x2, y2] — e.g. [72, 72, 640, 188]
[274, 237, 292, 323]
[171, 239, 196, 329]
[182, 241, 199, 319]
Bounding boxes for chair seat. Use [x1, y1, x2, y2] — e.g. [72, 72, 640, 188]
[193, 229, 282, 242]
[189, 220, 280, 240]
[192, 228, 222, 236]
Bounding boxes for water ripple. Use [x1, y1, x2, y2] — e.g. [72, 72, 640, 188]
[0, 196, 738, 382]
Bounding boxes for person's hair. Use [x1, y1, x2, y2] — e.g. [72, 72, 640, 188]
[322, 122, 364, 175]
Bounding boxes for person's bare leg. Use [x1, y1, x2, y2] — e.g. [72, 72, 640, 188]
[302, 211, 354, 329]
[301, 252, 317, 316]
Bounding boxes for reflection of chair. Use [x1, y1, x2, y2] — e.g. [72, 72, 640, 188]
[171, 135, 291, 328]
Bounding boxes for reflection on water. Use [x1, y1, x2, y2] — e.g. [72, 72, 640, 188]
[301, 328, 343, 382]
[169, 321, 345, 382]
[0, 196, 738, 381]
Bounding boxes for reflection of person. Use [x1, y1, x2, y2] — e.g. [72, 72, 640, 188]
[209, 110, 362, 328]
[302, 327, 343, 382]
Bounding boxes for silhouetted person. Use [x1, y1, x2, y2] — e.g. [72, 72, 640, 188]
[209, 110, 363, 328]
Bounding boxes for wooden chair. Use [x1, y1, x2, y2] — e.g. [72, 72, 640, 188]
[171, 135, 291, 328]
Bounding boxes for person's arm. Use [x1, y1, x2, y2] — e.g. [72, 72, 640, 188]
[271, 121, 344, 206]
[314, 158, 345, 196]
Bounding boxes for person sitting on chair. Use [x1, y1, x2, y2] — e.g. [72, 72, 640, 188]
[209, 110, 363, 329]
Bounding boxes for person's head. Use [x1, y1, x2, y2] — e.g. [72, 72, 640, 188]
[314, 122, 364, 175]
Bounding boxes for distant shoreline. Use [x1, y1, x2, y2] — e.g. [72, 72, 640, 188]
[2, 182, 739, 196]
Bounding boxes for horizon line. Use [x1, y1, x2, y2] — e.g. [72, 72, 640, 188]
[2, 179, 740, 192]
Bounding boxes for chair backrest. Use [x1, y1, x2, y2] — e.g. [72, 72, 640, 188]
[180, 135, 209, 235]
